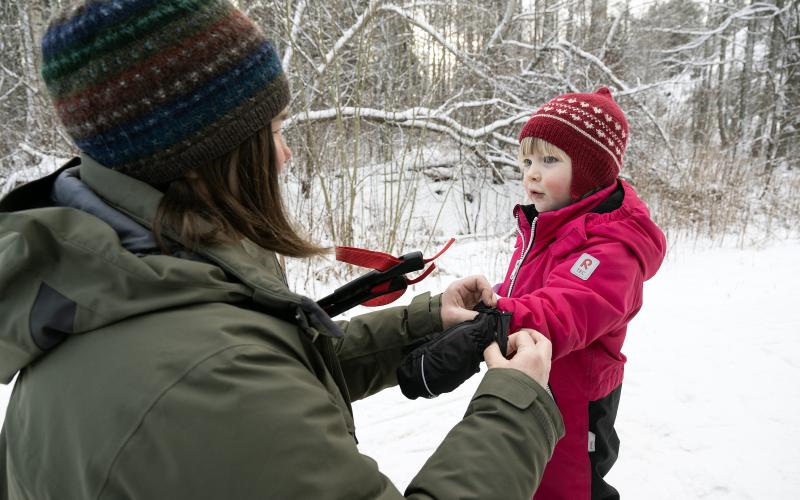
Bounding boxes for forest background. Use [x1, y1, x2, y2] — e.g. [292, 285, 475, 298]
[1, 2, 799, 496]
[0, 0, 798, 259]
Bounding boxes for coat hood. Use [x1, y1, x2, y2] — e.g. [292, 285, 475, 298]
[581, 180, 666, 280]
[0, 155, 337, 384]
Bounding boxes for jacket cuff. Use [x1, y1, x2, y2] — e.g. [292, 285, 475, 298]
[474, 368, 563, 431]
[406, 292, 443, 341]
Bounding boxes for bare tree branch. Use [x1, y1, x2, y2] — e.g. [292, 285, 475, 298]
[282, 0, 307, 73]
[487, 0, 517, 48]
[314, 0, 382, 75]
[657, 2, 783, 54]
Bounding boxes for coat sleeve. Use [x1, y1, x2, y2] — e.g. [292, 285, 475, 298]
[333, 291, 444, 402]
[99, 345, 563, 500]
[497, 241, 644, 361]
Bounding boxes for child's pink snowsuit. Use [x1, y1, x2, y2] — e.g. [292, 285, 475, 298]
[496, 180, 666, 500]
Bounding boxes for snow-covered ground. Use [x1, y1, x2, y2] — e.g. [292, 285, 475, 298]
[1, 236, 798, 499]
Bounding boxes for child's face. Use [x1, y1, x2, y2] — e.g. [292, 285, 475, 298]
[520, 146, 573, 213]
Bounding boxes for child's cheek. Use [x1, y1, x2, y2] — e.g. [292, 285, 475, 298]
[544, 176, 569, 198]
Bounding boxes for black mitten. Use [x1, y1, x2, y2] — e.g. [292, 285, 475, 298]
[397, 305, 511, 399]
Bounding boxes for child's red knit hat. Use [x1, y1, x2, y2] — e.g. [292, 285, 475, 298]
[518, 87, 628, 199]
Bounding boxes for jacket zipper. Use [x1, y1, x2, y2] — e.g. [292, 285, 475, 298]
[507, 214, 537, 298]
[505, 215, 554, 401]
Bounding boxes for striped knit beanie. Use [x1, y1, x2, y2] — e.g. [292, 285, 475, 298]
[519, 87, 628, 199]
[41, 0, 290, 186]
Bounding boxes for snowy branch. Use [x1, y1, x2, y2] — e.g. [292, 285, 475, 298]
[377, 4, 493, 83]
[598, 14, 622, 62]
[281, 0, 307, 73]
[286, 106, 527, 144]
[0, 79, 23, 101]
[486, 0, 516, 48]
[656, 2, 783, 54]
[314, 0, 381, 75]
[0, 65, 38, 96]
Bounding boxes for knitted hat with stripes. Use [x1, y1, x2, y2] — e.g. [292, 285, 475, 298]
[519, 87, 628, 199]
[41, 0, 290, 186]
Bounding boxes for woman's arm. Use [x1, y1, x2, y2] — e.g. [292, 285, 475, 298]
[333, 292, 443, 401]
[333, 276, 497, 401]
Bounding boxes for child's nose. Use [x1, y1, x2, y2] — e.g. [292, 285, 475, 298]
[525, 164, 540, 181]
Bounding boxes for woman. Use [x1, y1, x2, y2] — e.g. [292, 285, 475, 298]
[0, 1, 563, 498]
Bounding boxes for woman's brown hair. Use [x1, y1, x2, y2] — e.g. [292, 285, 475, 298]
[153, 126, 326, 258]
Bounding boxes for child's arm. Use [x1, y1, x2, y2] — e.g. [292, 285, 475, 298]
[497, 241, 644, 361]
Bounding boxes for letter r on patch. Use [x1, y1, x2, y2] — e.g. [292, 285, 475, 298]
[570, 253, 600, 280]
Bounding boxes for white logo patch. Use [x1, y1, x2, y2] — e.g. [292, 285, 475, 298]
[570, 253, 600, 281]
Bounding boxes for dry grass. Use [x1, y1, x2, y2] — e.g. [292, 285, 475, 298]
[628, 148, 800, 247]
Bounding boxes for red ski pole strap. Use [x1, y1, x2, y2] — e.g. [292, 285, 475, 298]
[406, 263, 436, 285]
[334, 238, 455, 272]
[422, 237, 454, 264]
[334, 238, 455, 308]
[334, 246, 401, 272]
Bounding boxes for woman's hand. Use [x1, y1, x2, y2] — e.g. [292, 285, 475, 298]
[484, 329, 552, 388]
[440, 275, 497, 330]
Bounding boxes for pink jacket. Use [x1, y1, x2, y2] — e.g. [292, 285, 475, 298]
[496, 180, 666, 500]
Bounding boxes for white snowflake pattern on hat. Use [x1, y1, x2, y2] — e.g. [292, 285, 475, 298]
[546, 100, 626, 155]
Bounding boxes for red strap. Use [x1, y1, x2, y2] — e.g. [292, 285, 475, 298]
[334, 238, 455, 272]
[334, 246, 400, 271]
[334, 238, 456, 307]
[423, 238, 454, 263]
[406, 263, 436, 285]
[363, 289, 405, 306]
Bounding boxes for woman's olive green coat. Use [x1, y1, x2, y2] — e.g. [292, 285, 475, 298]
[0, 155, 563, 499]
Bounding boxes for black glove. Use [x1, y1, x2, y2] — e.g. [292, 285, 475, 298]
[397, 304, 511, 399]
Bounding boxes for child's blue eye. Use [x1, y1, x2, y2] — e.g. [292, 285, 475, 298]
[522, 158, 532, 167]
[543, 156, 559, 164]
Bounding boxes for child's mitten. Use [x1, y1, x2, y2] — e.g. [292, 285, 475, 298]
[397, 305, 511, 399]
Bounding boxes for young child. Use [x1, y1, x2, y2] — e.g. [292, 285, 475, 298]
[494, 87, 667, 500]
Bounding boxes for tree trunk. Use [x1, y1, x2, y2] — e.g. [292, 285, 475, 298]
[763, 0, 786, 171]
[589, 0, 607, 52]
[737, 6, 756, 154]
[18, 3, 39, 135]
[716, 13, 728, 148]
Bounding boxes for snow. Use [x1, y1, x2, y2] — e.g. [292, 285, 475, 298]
[0, 148, 69, 198]
[3, 236, 797, 498]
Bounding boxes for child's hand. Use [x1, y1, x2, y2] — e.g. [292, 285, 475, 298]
[440, 275, 497, 329]
[484, 329, 552, 388]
